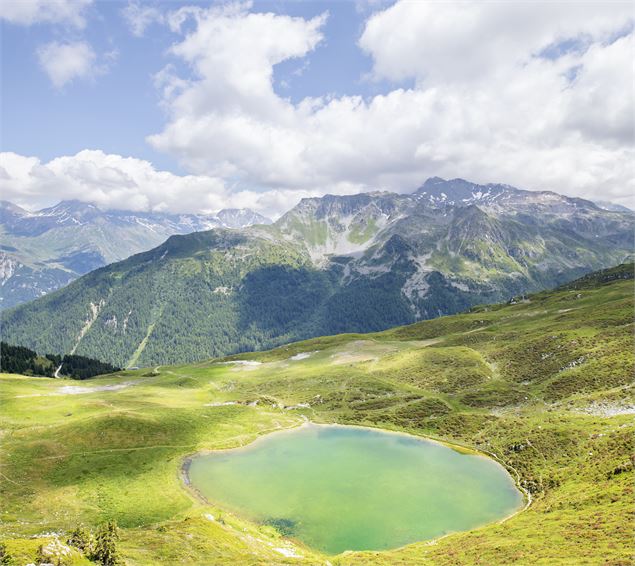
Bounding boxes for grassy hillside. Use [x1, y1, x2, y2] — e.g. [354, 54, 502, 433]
[0, 266, 633, 565]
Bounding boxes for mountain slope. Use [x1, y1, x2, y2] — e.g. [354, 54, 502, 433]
[1, 266, 632, 564]
[0, 200, 271, 309]
[594, 200, 632, 212]
[2, 179, 633, 367]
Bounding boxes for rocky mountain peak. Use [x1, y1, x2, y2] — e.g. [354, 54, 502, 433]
[0, 200, 29, 215]
[41, 200, 103, 224]
[215, 208, 272, 228]
[415, 177, 517, 206]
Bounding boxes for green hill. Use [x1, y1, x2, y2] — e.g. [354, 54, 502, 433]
[0, 265, 632, 564]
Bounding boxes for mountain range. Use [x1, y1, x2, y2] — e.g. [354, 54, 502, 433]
[1, 177, 633, 367]
[0, 200, 271, 309]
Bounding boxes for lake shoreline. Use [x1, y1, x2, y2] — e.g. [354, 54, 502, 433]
[179, 418, 531, 555]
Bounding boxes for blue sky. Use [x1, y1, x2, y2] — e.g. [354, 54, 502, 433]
[1, 1, 633, 215]
[3, 1, 171, 166]
[2, 1, 398, 171]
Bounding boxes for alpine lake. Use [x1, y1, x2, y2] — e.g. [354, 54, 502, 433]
[186, 424, 524, 555]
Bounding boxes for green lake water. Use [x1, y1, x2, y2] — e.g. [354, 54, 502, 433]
[187, 424, 523, 554]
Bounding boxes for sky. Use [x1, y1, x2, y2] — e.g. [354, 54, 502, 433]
[1, 0, 633, 217]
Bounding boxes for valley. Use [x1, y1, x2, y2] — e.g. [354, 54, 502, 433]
[1, 265, 632, 564]
[3, 3, 633, 564]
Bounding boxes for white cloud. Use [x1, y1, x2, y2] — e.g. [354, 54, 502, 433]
[36, 40, 110, 88]
[358, 1, 632, 85]
[4, 2, 107, 89]
[143, 1, 634, 209]
[6, 1, 633, 213]
[147, 3, 329, 187]
[0, 0, 92, 27]
[37, 41, 95, 88]
[0, 151, 323, 219]
[562, 34, 634, 145]
[121, 1, 163, 37]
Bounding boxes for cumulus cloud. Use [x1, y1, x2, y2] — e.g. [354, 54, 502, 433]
[359, 1, 632, 85]
[147, 3, 328, 186]
[0, 151, 322, 218]
[0, 0, 92, 27]
[37, 40, 99, 88]
[145, 1, 634, 209]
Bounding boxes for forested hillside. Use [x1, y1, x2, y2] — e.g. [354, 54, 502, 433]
[2, 179, 633, 367]
[0, 200, 271, 309]
[0, 342, 119, 379]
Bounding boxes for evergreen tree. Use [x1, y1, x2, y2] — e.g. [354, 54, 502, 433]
[90, 520, 122, 566]
[0, 342, 119, 379]
[67, 525, 92, 553]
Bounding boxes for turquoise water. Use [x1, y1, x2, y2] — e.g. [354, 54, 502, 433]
[187, 424, 523, 554]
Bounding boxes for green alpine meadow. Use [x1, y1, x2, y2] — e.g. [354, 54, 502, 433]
[3, 2, 634, 564]
[1, 264, 633, 565]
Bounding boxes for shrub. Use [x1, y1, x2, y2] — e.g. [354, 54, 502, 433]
[0, 542, 13, 566]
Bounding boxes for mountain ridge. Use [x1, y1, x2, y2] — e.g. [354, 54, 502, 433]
[0, 200, 272, 309]
[2, 178, 633, 367]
